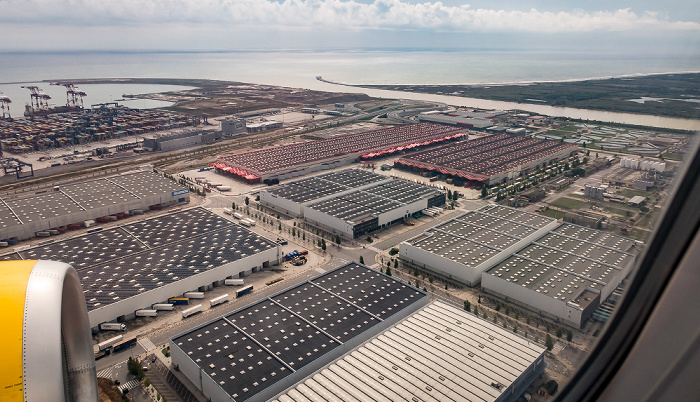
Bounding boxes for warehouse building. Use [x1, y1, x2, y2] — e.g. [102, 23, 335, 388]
[0, 170, 190, 241]
[400, 205, 559, 286]
[395, 133, 579, 186]
[170, 262, 430, 402]
[143, 129, 220, 151]
[482, 223, 638, 328]
[221, 118, 247, 137]
[260, 169, 445, 238]
[275, 301, 547, 402]
[211, 123, 466, 183]
[0, 207, 279, 328]
[400, 205, 639, 327]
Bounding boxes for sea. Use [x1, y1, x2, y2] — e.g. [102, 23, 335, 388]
[1, 50, 700, 129]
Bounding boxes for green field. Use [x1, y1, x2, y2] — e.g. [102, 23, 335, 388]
[540, 209, 567, 219]
[619, 188, 652, 198]
[551, 197, 589, 210]
[626, 228, 652, 242]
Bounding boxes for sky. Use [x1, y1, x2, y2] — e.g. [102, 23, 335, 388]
[0, 0, 699, 52]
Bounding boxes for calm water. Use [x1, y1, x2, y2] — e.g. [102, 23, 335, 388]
[1, 50, 699, 129]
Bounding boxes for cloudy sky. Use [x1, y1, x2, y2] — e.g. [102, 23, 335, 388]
[1, 0, 699, 52]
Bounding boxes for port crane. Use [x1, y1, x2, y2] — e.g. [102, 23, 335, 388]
[21, 86, 51, 115]
[53, 83, 87, 109]
[0, 91, 11, 119]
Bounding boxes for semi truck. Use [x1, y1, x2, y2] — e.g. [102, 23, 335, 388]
[223, 208, 232, 215]
[225, 278, 245, 286]
[97, 335, 123, 351]
[182, 304, 203, 318]
[135, 309, 158, 317]
[233, 212, 244, 220]
[183, 291, 205, 299]
[99, 322, 126, 332]
[209, 294, 229, 307]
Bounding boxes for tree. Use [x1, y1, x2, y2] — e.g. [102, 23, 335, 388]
[495, 303, 501, 312]
[394, 259, 398, 269]
[556, 326, 563, 338]
[321, 239, 326, 251]
[566, 329, 573, 342]
[478, 295, 481, 304]
[515, 311, 520, 320]
[545, 380, 559, 395]
[513, 325, 518, 333]
[586, 150, 590, 156]
[447, 189, 453, 200]
[503, 321, 508, 328]
[444, 283, 448, 290]
[505, 305, 510, 316]
[428, 275, 434, 283]
[359, 256, 364, 264]
[232, 202, 236, 209]
[388, 248, 399, 256]
[546, 334, 554, 351]
[452, 191, 459, 201]
[413, 268, 419, 276]
[366, 236, 373, 243]
[546, 323, 551, 333]
[482, 311, 487, 319]
[493, 314, 498, 323]
[127, 357, 145, 381]
[278, 224, 282, 231]
[423, 287, 427, 292]
[292, 228, 296, 237]
[481, 187, 488, 198]
[302, 233, 305, 241]
[386, 267, 391, 276]
[317, 239, 322, 247]
[526, 315, 531, 325]
[416, 279, 420, 287]
[244, 197, 249, 205]
[335, 235, 341, 245]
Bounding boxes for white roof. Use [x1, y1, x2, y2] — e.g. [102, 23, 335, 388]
[273, 301, 546, 402]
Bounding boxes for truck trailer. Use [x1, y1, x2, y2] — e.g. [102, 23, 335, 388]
[225, 278, 245, 286]
[97, 335, 123, 351]
[99, 322, 126, 332]
[168, 297, 189, 305]
[236, 285, 254, 298]
[183, 291, 205, 299]
[209, 294, 229, 307]
[182, 304, 203, 318]
[152, 303, 175, 311]
[135, 309, 158, 317]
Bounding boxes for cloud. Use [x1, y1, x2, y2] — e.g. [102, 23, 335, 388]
[0, 0, 698, 33]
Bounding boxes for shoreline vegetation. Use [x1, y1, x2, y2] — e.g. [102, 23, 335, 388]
[319, 73, 700, 120]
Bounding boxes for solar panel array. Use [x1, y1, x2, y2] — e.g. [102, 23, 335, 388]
[1, 207, 277, 311]
[266, 169, 389, 204]
[173, 262, 428, 402]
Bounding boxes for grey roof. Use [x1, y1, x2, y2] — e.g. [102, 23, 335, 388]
[172, 262, 429, 402]
[274, 301, 546, 402]
[2, 207, 277, 311]
[406, 205, 557, 268]
[266, 169, 389, 204]
[0, 171, 186, 231]
[306, 178, 442, 224]
[486, 223, 637, 301]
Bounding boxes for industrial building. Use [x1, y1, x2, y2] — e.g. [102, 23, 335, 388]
[400, 205, 638, 327]
[275, 301, 546, 402]
[143, 129, 220, 151]
[260, 169, 445, 238]
[170, 262, 430, 402]
[417, 109, 507, 130]
[211, 123, 466, 183]
[0, 170, 190, 241]
[482, 223, 638, 328]
[0, 207, 279, 328]
[171, 262, 546, 402]
[245, 120, 283, 133]
[395, 133, 579, 185]
[400, 205, 559, 286]
[221, 118, 247, 137]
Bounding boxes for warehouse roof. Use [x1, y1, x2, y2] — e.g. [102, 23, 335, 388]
[172, 261, 429, 402]
[0, 170, 186, 231]
[405, 205, 557, 268]
[306, 178, 442, 224]
[274, 301, 546, 402]
[486, 223, 637, 300]
[1, 207, 277, 311]
[265, 169, 391, 204]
